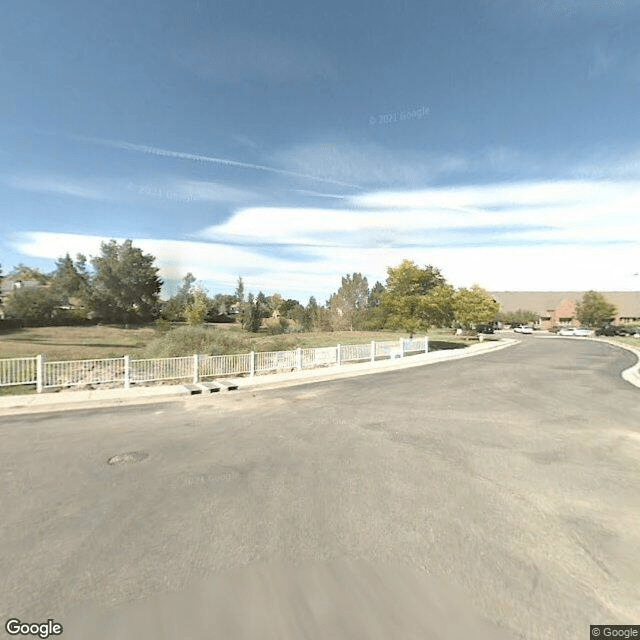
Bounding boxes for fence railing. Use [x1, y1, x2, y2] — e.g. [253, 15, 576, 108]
[0, 337, 429, 393]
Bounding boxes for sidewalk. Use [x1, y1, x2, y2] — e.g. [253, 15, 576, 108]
[0, 339, 518, 416]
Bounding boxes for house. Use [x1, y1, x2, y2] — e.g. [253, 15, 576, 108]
[490, 291, 640, 330]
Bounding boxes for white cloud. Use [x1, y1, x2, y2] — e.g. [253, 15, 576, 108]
[10, 175, 640, 300]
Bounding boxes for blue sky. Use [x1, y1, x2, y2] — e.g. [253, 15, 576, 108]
[1, 0, 639, 301]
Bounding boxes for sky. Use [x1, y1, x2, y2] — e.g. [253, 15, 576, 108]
[1, 0, 639, 302]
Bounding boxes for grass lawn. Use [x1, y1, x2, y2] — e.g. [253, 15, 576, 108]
[0, 325, 157, 360]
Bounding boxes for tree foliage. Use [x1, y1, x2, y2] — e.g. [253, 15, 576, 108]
[496, 309, 539, 326]
[242, 293, 262, 332]
[380, 261, 452, 333]
[328, 272, 370, 331]
[576, 291, 617, 327]
[89, 239, 163, 324]
[3, 285, 59, 325]
[7, 263, 52, 284]
[452, 285, 499, 328]
[162, 272, 196, 321]
[51, 253, 91, 308]
[184, 286, 209, 326]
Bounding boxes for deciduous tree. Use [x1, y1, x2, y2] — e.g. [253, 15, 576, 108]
[328, 273, 369, 331]
[380, 260, 452, 333]
[452, 285, 499, 329]
[576, 291, 617, 327]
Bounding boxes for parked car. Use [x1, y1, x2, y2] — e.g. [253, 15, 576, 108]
[573, 327, 594, 337]
[514, 326, 533, 334]
[596, 324, 632, 337]
[558, 327, 575, 336]
[475, 324, 494, 334]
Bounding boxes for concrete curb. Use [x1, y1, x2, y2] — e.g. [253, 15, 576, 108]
[0, 339, 519, 416]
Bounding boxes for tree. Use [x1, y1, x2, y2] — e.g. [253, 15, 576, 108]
[51, 253, 91, 308]
[8, 263, 52, 285]
[234, 277, 245, 304]
[162, 272, 196, 321]
[496, 309, 538, 327]
[3, 285, 59, 326]
[184, 286, 209, 326]
[242, 293, 262, 332]
[576, 291, 617, 327]
[328, 273, 370, 331]
[279, 298, 304, 321]
[89, 239, 163, 324]
[267, 293, 283, 317]
[380, 260, 452, 333]
[361, 281, 390, 330]
[452, 285, 500, 329]
[255, 291, 271, 318]
[206, 293, 237, 321]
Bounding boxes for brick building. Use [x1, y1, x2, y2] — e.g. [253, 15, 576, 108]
[490, 292, 640, 330]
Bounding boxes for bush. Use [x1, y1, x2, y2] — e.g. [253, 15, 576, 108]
[142, 325, 251, 358]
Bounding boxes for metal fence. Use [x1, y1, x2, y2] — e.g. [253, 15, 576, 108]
[0, 357, 38, 387]
[0, 336, 429, 393]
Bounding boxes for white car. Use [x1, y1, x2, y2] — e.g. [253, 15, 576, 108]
[573, 327, 594, 337]
[514, 326, 533, 334]
[558, 327, 575, 336]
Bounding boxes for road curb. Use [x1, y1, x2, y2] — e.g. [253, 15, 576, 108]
[0, 339, 519, 416]
[588, 337, 640, 389]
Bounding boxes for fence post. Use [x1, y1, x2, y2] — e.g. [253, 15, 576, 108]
[193, 354, 199, 384]
[337, 344, 341, 366]
[399, 338, 404, 358]
[425, 336, 429, 353]
[296, 348, 302, 371]
[124, 355, 130, 390]
[371, 341, 375, 363]
[36, 354, 44, 393]
[249, 351, 255, 377]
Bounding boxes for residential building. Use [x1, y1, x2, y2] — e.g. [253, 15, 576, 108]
[490, 291, 640, 330]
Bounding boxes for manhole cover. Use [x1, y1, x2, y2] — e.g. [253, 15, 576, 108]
[107, 451, 149, 465]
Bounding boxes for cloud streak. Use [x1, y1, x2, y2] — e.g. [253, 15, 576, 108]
[75, 135, 360, 189]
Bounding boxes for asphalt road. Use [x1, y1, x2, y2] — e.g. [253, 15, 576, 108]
[1, 336, 639, 639]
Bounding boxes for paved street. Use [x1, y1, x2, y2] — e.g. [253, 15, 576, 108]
[1, 336, 639, 639]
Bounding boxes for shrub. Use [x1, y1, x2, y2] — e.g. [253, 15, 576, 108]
[142, 325, 251, 358]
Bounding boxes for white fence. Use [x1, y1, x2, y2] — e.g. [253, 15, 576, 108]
[0, 337, 429, 393]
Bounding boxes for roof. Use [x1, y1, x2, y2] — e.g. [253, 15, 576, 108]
[489, 292, 640, 317]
